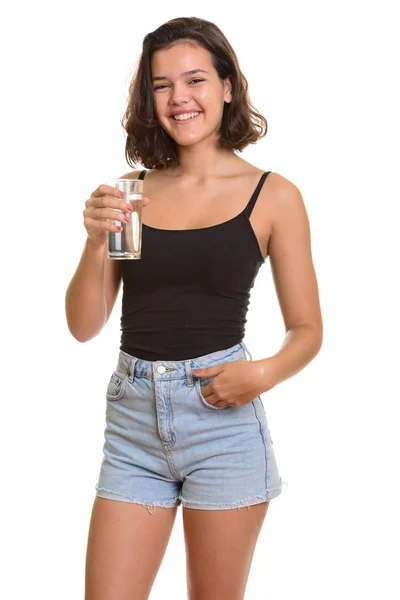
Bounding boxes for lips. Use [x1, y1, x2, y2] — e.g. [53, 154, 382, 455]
[170, 110, 202, 118]
[170, 112, 202, 124]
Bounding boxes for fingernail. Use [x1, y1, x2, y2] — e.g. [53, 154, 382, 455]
[119, 191, 125, 198]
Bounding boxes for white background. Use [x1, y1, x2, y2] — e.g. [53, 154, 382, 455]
[2, 1, 399, 598]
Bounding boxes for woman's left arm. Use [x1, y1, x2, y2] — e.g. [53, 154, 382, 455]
[258, 176, 323, 390]
[193, 175, 323, 407]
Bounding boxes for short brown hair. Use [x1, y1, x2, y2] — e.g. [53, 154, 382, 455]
[121, 17, 268, 169]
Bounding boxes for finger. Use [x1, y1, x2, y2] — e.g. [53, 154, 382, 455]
[214, 401, 228, 408]
[89, 194, 150, 212]
[84, 216, 123, 233]
[89, 194, 132, 212]
[206, 393, 223, 408]
[89, 206, 131, 223]
[193, 365, 223, 377]
[93, 184, 126, 198]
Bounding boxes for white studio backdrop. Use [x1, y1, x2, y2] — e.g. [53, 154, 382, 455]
[1, 1, 399, 598]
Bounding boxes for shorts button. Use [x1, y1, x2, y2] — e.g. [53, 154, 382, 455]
[157, 365, 166, 374]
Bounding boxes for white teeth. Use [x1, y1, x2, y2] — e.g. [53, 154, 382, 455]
[173, 112, 200, 121]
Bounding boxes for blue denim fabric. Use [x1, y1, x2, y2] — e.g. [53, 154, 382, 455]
[95, 342, 287, 512]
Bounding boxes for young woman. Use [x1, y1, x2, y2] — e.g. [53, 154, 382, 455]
[66, 16, 323, 600]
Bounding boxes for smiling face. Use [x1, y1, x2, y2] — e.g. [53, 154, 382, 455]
[151, 42, 232, 148]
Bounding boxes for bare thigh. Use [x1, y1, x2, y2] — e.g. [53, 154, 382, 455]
[183, 502, 269, 600]
[85, 497, 178, 600]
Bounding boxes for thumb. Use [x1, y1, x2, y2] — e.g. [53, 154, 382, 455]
[193, 365, 222, 377]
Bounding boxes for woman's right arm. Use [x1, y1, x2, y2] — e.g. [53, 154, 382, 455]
[65, 171, 145, 342]
[65, 239, 120, 342]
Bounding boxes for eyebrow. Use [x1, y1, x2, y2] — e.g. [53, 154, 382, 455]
[151, 69, 209, 82]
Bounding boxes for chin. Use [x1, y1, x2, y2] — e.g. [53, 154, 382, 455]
[169, 128, 220, 148]
[174, 137, 204, 147]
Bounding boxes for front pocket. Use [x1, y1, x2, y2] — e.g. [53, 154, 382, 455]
[106, 371, 128, 402]
[194, 377, 232, 411]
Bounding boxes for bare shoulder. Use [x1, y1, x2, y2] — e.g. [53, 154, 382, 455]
[260, 171, 308, 225]
[235, 162, 298, 204]
[263, 171, 301, 200]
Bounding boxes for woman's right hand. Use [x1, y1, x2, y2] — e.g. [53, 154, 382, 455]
[83, 184, 151, 247]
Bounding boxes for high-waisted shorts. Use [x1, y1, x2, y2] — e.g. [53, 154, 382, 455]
[95, 342, 287, 511]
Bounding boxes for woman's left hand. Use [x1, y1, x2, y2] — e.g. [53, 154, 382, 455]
[193, 359, 276, 409]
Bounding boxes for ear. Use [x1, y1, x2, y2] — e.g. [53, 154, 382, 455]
[223, 76, 233, 103]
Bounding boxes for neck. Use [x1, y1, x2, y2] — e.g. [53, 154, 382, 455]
[170, 140, 238, 182]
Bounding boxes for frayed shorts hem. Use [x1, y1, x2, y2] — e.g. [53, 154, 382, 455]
[95, 486, 181, 510]
[180, 482, 288, 511]
[95, 481, 288, 512]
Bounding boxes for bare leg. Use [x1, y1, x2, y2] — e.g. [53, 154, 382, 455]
[85, 497, 178, 600]
[183, 502, 269, 600]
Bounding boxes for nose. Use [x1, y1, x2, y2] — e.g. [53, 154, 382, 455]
[169, 82, 190, 105]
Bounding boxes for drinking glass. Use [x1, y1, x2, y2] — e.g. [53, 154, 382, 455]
[106, 179, 143, 259]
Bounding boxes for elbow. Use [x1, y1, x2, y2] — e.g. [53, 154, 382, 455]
[67, 323, 90, 343]
[314, 334, 323, 359]
[71, 331, 91, 343]
[309, 322, 323, 357]
[292, 321, 323, 357]
[315, 318, 324, 351]
[65, 302, 105, 343]
[66, 318, 99, 343]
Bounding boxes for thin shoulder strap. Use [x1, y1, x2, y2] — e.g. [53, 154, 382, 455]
[244, 172, 271, 218]
[138, 169, 147, 180]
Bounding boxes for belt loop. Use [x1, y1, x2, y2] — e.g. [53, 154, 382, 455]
[240, 341, 253, 361]
[128, 357, 138, 383]
[184, 360, 194, 386]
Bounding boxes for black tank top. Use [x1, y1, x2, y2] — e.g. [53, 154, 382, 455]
[119, 170, 271, 361]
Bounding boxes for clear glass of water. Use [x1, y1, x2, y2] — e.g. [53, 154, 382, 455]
[106, 179, 143, 259]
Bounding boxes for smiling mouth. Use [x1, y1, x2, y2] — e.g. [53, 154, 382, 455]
[170, 112, 202, 123]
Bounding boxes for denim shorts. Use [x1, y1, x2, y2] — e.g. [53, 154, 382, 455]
[95, 342, 287, 512]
